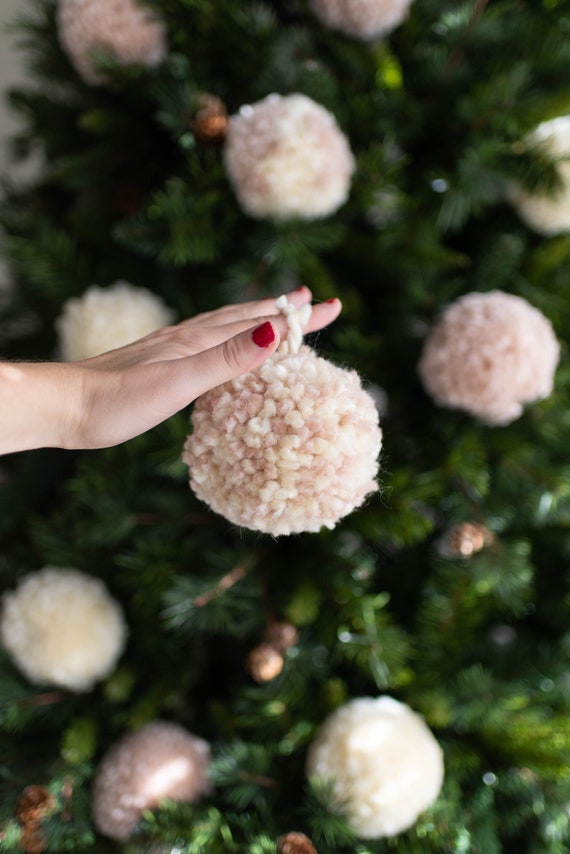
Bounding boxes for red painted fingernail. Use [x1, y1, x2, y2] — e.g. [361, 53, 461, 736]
[326, 298, 338, 303]
[252, 321, 276, 348]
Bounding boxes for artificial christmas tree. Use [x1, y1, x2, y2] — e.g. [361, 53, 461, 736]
[2, 0, 570, 852]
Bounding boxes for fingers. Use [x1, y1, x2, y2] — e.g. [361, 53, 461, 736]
[170, 320, 282, 401]
[182, 286, 313, 328]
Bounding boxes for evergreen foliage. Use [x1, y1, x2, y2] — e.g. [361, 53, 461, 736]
[2, 0, 570, 851]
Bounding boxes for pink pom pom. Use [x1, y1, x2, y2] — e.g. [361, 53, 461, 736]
[418, 290, 559, 425]
[92, 721, 211, 841]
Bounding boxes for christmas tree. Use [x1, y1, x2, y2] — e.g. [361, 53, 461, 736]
[2, 0, 570, 851]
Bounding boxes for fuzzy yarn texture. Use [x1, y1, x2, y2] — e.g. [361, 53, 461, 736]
[305, 696, 444, 839]
[57, 0, 167, 85]
[223, 93, 355, 221]
[92, 721, 211, 841]
[57, 281, 174, 361]
[0, 567, 127, 692]
[508, 116, 570, 235]
[183, 340, 381, 535]
[309, 0, 414, 39]
[418, 290, 559, 425]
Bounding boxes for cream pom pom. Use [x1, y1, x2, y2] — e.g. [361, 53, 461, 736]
[418, 290, 559, 425]
[223, 93, 355, 221]
[0, 567, 127, 692]
[183, 299, 381, 536]
[309, 0, 414, 40]
[305, 696, 444, 839]
[57, 0, 167, 85]
[92, 720, 211, 841]
[56, 281, 175, 361]
[508, 116, 570, 235]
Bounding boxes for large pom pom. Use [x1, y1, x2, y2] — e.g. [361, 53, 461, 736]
[418, 290, 559, 425]
[56, 281, 174, 361]
[0, 567, 127, 692]
[508, 116, 570, 235]
[309, 0, 414, 40]
[223, 93, 355, 221]
[57, 0, 167, 85]
[183, 343, 381, 536]
[92, 721, 211, 841]
[305, 696, 444, 839]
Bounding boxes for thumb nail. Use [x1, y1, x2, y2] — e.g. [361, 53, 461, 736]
[252, 321, 276, 348]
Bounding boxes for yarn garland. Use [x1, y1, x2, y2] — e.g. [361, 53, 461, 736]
[183, 298, 381, 536]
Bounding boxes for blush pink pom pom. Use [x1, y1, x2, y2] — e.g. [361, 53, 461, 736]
[309, 0, 414, 39]
[183, 346, 381, 536]
[57, 0, 167, 85]
[418, 290, 559, 425]
[92, 721, 211, 841]
[223, 93, 355, 221]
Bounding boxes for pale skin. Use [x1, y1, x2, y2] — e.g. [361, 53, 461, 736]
[0, 286, 341, 454]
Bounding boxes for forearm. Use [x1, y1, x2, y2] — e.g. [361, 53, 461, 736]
[0, 361, 82, 454]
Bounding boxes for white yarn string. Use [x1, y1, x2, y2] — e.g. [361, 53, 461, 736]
[275, 295, 312, 355]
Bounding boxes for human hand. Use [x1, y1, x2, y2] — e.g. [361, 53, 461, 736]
[0, 287, 341, 453]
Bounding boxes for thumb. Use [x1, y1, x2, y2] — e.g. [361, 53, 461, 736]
[181, 320, 281, 400]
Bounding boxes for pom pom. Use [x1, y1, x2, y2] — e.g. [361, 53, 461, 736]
[183, 299, 381, 536]
[418, 290, 559, 425]
[508, 116, 570, 235]
[56, 281, 175, 361]
[0, 567, 127, 692]
[309, 0, 414, 40]
[224, 93, 355, 221]
[305, 696, 444, 839]
[92, 721, 211, 841]
[57, 0, 167, 85]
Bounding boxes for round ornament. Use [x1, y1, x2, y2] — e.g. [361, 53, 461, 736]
[309, 0, 414, 40]
[277, 831, 319, 854]
[418, 290, 559, 425]
[57, 281, 174, 361]
[0, 567, 127, 692]
[246, 642, 284, 683]
[305, 696, 444, 839]
[183, 297, 382, 536]
[57, 0, 167, 85]
[508, 115, 570, 235]
[223, 93, 355, 221]
[438, 521, 495, 558]
[192, 93, 229, 144]
[92, 720, 211, 841]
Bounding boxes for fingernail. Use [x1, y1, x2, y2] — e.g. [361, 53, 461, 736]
[252, 321, 276, 348]
[326, 298, 338, 303]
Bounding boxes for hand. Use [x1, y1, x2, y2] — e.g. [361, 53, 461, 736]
[0, 287, 341, 453]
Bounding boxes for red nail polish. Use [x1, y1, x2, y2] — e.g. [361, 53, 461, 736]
[326, 298, 337, 303]
[252, 321, 275, 348]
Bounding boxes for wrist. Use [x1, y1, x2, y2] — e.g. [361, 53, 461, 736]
[0, 361, 84, 453]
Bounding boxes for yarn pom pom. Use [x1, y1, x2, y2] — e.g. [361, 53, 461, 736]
[418, 290, 559, 425]
[183, 299, 381, 535]
[309, 0, 414, 40]
[57, 281, 174, 361]
[224, 93, 355, 221]
[508, 116, 570, 235]
[92, 721, 211, 841]
[0, 567, 127, 692]
[305, 696, 444, 839]
[57, 0, 167, 85]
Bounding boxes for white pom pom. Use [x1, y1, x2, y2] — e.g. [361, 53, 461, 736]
[418, 290, 559, 425]
[508, 116, 570, 235]
[92, 721, 211, 841]
[0, 567, 127, 692]
[306, 696, 444, 839]
[56, 281, 175, 361]
[57, 0, 167, 85]
[309, 0, 414, 40]
[224, 93, 355, 221]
